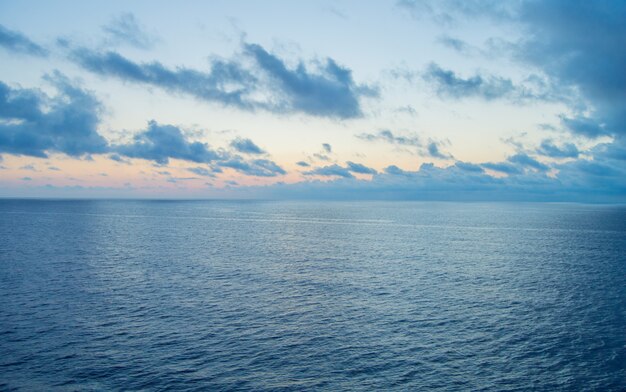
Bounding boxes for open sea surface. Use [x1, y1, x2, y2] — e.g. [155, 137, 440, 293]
[1, 200, 625, 391]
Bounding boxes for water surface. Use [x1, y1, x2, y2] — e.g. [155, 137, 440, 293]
[1, 200, 625, 390]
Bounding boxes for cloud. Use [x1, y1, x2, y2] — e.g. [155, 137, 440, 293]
[109, 153, 130, 163]
[346, 161, 377, 174]
[454, 161, 484, 173]
[0, 24, 48, 56]
[357, 129, 420, 147]
[305, 161, 378, 178]
[507, 152, 549, 172]
[187, 167, 216, 177]
[71, 48, 256, 110]
[219, 157, 286, 177]
[114, 121, 224, 165]
[243, 43, 377, 118]
[437, 35, 476, 55]
[0, 73, 108, 158]
[322, 143, 332, 153]
[424, 63, 517, 100]
[537, 139, 579, 159]
[517, 1, 626, 137]
[305, 164, 354, 178]
[357, 129, 451, 159]
[230, 137, 265, 154]
[111, 122, 284, 177]
[70, 42, 375, 119]
[426, 141, 452, 159]
[384, 165, 409, 176]
[560, 116, 607, 139]
[296, 161, 310, 167]
[238, 151, 626, 202]
[102, 13, 156, 49]
[482, 152, 549, 175]
[481, 162, 522, 175]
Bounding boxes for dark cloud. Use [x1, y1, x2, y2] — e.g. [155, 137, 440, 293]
[70, 42, 375, 119]
[0, 74, 108, 158]
[537, 139, 579, 159]
[296, 161, 311, 167]
[322, 143, 332, 153]
[518, 0, 626, 137]
[0, 24, 48, 56]
[102, 13, 156, 49]
[230, 137, 265, 154]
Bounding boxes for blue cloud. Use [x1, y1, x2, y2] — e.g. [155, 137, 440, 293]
[187, 167, 216, 177]
[70, 42, 375, 119]
[305, 164, 354, 178]
[113, 122, 284, 177]
[384, 165, 410, 176]
[357, 129, 420, 147]
[230, 137, 265, 154]
[426, 142, 452, 159]
[560, 116, 607, 139]
[239, 153, 626, 202]
[322, 143, 332, 153]
[508, 153, 549, 172]
[296, 161, 311, 167]
[243, 43, 377, 118]
[219, 157, 286, 177]
[114, 121, 224, 165]
[537, 139, 580, 158]
[71, 48, 255, 110]
[346, 161, 377, 174]
[0, 24, 48, 56]
[102, 13, 156, 49]
[518, 1, 626, 137]
[454, 161, 484, 173]
[481, 162, 522, 175]
[424, 63, 517, 100]
[0, 74, 108, 158]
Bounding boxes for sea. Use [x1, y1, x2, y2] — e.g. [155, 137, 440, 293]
[1, 200, 625, 391]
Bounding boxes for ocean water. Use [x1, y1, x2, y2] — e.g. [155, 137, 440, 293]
[0, 200, 625, 391]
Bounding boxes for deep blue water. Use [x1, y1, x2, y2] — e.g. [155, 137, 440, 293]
[0, 200, 625, 391]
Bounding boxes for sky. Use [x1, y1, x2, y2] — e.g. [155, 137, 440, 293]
[0, 0, 625, 201]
